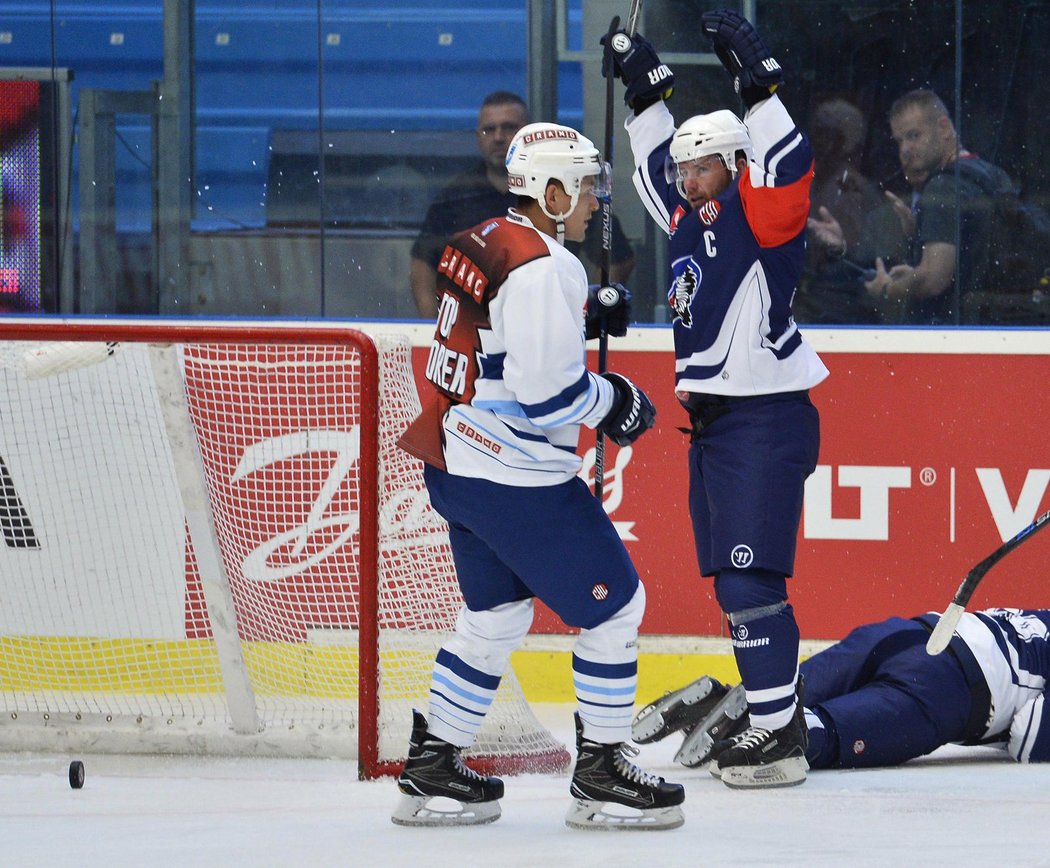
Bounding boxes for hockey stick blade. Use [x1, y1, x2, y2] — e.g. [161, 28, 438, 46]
[925, 603, 965, 655]
[19, 341, 121, 379]
[927, 507, 1050, 655]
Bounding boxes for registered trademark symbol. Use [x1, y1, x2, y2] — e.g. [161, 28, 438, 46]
[920, 467, 937, 486]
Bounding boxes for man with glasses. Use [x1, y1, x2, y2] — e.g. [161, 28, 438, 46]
[409, 91, 635, 317]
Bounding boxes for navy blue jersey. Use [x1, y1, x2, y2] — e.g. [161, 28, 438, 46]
[626, 96, 828, 396]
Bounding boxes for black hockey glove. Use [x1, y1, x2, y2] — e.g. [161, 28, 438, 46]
[598, 372, 656, 447]
[601, 30, 674, 112]
[585, 283, 632, 340]
[700, 9, 784, 108]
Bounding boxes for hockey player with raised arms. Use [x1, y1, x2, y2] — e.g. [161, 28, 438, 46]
[604, 10, 828, 788]
[394, 121, 685, 830]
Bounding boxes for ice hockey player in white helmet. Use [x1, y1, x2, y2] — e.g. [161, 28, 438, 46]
[505, 122, 611, 245]
[395, 119, 682, 829]
[605, 9, 827, 789]
[668, 110, 754, 192]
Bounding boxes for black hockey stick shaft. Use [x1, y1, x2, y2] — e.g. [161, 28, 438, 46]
[594, 1, 641, 501]
[594, 13, 620, 500]
[926, 506, 1050, 654]
[625, 0, 642, 37]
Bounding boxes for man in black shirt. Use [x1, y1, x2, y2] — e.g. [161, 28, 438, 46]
[409, 91, 635, 318]
[862, 89, 1017, 324]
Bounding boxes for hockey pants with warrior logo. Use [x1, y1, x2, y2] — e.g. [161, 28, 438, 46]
[687, 390, 819, 577]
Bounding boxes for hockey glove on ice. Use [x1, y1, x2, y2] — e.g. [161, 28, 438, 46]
[585, 283, 632, 340]
[601, 30, 674, 112]
[700, 9, 784, 108]
[598, 373, 656, 446]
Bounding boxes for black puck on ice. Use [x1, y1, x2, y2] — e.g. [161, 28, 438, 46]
[69, 760, 85, 789]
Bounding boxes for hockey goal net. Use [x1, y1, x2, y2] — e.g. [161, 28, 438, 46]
[0, 320, 569, 778]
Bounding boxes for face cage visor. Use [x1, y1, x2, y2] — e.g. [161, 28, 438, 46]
[664, 154, 735, 199]
[539, 160, 612, 224]
[591, 160, 613, 199]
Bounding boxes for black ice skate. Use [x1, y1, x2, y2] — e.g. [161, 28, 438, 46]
[713, 684, 808, 789]
[631, 675, 731, 744]
[673, 681, 750, 768]
[566, 713, 685, 831]
[391, 710, 504, 826]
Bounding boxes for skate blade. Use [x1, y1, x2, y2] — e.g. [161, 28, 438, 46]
[676, 729, 716, 769]
[720, 756, 808, 790]
[565, 798, 684, 831]
[674, 683, 748, 767]
[391, 793, 501, 827]
[631, 676, 719, 744]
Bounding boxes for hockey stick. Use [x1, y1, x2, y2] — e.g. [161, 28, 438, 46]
[594, 14, 620, 501]
[625, 0, 642, 37]
[926, 506, 1050, 655]
[16, 341, 121, 379]
[594, 0, 641, 501]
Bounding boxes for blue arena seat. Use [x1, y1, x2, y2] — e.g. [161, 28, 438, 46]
[1, 2, 583, 231]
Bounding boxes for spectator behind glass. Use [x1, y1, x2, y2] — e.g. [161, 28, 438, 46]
[796, 97, 883, 324]
[807, 161, 926, 325]
[861, 89, 1018, 324]
[408, 91, 635, 318]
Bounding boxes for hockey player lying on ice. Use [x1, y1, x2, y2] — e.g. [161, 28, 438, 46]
[633, 607, 1050, 780]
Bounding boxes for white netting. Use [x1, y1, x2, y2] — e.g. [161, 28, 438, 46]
[0, 329, 566, 773]
[371, 335, 566, 766]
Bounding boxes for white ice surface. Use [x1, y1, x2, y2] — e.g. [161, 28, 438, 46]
[2, 703, 1049, 867]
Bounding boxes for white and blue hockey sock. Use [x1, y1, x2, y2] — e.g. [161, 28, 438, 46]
[425, 599, 533, 746]
[573, 584, 645, 743]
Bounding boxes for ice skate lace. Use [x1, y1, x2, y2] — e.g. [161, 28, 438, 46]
[613, 742, 663, 788]
[731, 726, 772, 751]
[452, 753, 487, 782]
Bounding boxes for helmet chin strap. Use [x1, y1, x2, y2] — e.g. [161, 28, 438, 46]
[539, 195, 576, 247]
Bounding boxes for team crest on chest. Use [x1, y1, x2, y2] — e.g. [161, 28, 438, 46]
[668, 261, 699, 327]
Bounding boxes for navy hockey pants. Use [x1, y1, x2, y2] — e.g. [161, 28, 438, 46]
[423, 465, 640, 630]
[801, 617, 975, 768]
[687, 390, 819, 577]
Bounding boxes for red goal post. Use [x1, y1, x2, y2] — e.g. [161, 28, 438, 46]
[0, 319, 569, 779]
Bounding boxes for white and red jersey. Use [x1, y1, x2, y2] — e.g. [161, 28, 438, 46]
[626, 96, 828, 396]
[399, 210, 614, 486]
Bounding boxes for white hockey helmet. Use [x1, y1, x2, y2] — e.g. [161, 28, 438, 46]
[668, 110, 753, 196]
[505, 122, 610, 223]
